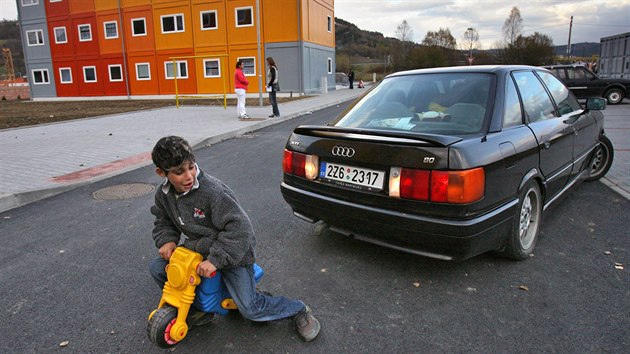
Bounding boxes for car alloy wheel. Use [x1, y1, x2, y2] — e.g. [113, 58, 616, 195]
[586, 135, 614, 182]
[501, 181, 542, 260]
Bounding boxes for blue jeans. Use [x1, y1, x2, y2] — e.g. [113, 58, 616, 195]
[149, 257, 305, 322]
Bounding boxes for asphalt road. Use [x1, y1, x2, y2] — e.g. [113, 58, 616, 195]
[1, 103, 628, 353]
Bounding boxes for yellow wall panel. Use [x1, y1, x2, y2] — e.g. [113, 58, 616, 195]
[95, 0, 119, 12]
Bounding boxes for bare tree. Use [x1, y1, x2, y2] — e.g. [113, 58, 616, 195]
[395, 20, 414, 43]
[460, 28, 481, 63]
[502, 7, 523, 46]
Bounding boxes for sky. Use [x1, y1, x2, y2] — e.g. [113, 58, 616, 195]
[335, 0, 630, 49]
[1, 0, 629, 49]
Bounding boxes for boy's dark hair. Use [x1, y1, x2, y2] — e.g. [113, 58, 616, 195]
[151, 136, 195, 172]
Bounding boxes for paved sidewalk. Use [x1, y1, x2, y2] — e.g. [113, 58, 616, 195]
[0, 87, 365, 212]
[1, 89, 628, 213]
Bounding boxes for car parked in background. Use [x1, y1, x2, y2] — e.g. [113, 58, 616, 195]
[281, 65, 613, 261]
[544, 64, 630, 104]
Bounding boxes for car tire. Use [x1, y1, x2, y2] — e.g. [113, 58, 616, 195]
[604, 88, 624, 104]
[501, 180, 542, 260]
[585, 135, 614, 182]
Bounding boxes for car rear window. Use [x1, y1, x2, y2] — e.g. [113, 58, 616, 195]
[335, 73, 492, 135]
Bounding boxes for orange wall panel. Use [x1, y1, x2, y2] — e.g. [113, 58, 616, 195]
[191, 1, 228, 49]
[156, 50, 197, 94]
[95, 0, 119, 12]
[153, 2, 195, 50]
[225, 1, 258, 46]
[301, 0, 334, 47]
[69, 0, 95, 14]
[121, 0, 152, 7]
[193, 50, 230, 94]
[127, 52, 161, 95]
[97, 12, 124, 54]
[123, 7, 156, 53]
[262, 0, 298, 43]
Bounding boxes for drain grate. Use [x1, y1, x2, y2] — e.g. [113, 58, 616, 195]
[93, 183, 155, 200]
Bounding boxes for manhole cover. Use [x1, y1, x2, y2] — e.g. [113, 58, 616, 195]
[93, 183, 155, 200]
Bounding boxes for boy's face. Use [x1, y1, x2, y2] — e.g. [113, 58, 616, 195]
[157, 160, 197, 194]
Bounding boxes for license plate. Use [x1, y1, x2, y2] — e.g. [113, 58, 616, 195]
[319, 162, 385, 190]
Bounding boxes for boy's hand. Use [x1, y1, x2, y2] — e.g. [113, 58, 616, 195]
[159, 242, 177, 260]
[196, 260, 217, 277]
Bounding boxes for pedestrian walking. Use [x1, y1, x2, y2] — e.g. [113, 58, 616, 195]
[234, 60, 250, 119]
[266, 57, 280, 118]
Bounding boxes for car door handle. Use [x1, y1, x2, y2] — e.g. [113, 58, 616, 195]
[541, 135, 551, 149]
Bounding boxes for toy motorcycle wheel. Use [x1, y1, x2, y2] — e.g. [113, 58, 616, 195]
[147, 305, 181, 348]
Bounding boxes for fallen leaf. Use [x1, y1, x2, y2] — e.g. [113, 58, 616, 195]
[59, 341, 69, 347]
[413, 282, 420, 288]
[519, 285, 529, 291]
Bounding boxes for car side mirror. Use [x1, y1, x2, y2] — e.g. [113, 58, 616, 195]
[585, 97, 606, 111]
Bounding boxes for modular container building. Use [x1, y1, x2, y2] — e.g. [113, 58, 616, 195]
[16, 0, 336, 99]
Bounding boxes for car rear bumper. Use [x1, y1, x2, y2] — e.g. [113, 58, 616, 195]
[281, 182, 517, 261]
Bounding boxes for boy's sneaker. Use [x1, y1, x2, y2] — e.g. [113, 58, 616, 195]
[186, 309, 215, 328]
[293, 305, 320, 342]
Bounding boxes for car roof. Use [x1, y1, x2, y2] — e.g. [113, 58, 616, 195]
[386, 65, 544, 78]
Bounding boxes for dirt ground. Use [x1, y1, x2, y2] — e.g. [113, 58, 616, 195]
[0, 97, 302, 130]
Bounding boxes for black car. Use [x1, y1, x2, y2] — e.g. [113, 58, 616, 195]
[281, 65, 614, 261]
[545, 64, 630, 104]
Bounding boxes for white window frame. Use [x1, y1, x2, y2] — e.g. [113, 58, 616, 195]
[59, 67, 72, 84]
[160, 14, 185, 34]
[237, 57, 255, 76]
[327, 16, 332, 32]
[53, 26, 67, 44]
[103, 21, 118, 39]
[83, 66, 97, 83]
[235, 6, 253, 28]
[21, 0, 39, 6]
[108, 64, 123, 82]
[49, 0, 62, 3]
[327, 58, 333, 74]
[26, 29, 45, 46]
[203, 59, 221, 78]
[31, 68, 49, 85]
[135, 63, 151, 81]
[131, 18, 147, 37]
[164, 61, 188, 79]
[200, 10, 218, 30]
[78, 24, 92, 42]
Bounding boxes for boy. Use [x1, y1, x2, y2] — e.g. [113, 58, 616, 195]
[148, 136, 320, 341]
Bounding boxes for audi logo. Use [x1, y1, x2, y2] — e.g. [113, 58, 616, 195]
[332, 146, 356, 157]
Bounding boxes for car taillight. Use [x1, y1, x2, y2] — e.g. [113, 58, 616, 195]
[389, 167, 484, 203]
[283, 149, 318, 180]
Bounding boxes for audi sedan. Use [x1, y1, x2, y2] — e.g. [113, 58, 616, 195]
[281, 65, 614, 261]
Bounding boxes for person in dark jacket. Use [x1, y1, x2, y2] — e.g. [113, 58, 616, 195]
[148, 136, 321, 341]
[266, 57, 280, 117]
[348, 68, 355, 89]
